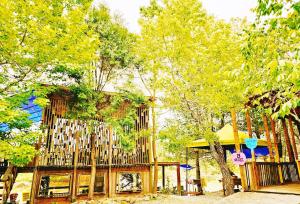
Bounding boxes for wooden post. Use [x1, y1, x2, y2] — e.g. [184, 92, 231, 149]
[71, 131, 80, 201]
[88, 133, 96, 199]
[30, 142, 42, 204]
[108, 126, 113, 197]
[185, 147, 188, 192]
[195, 150, 203, 194]
[176, 164, 181, 195]
[270, 118, 283, 184]
[288, 117, 298, 160]
[288, 117, 300, 178]
[282, 119, 294, 162]
[231, 109, 248, 191]
[245, 110, 258, 190]
[262, 115, 275, 162]
[162, 166, 165, 189]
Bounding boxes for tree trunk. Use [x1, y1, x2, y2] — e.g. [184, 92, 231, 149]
[195, 150, 203, 194]
[151, 96, 158, 193]
[210, 142, 234, 196]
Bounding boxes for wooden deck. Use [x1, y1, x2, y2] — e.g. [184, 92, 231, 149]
[257, 183, 300, 195]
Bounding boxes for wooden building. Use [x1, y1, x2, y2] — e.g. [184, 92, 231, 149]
[1, 90, 152, 204]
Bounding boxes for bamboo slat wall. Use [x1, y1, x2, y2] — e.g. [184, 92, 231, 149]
[39, 96, 150, 167]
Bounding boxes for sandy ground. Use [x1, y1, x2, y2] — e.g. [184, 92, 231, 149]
[136, 192, 300, 204]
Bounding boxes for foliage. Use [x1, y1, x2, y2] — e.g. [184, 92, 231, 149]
[241, 0, 300, 120]
[0, 0, 97, 166]
[138, 0, 244, 141]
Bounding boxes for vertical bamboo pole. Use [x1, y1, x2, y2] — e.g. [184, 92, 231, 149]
[262, 115, 275, 162]
[282, 119, 294, 162]
[245, 110, 258, 190]
[71, 131, 80, 201]
[270, 118, 283, 183]
[288, 117, 298, 160]
[176, 164, 181, 195]
[231, 109, 248, 191]
[88, 133, 96, 199]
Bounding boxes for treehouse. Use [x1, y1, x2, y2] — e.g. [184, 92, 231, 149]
[0, 89, 152, 204]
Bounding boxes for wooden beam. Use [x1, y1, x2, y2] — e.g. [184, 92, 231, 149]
[231, 109, 248, 191]
[176, 164, 181, 195]
[288, 117, 298, 160]
[262, 115, 275, 162]
[282, 119, 294, 162]
[71, 131, 80, 201]
[270, 118, 283, 184]
[108, 126, 113, 197]
[185, 147, 188, 192]
[245, 110, 258, 190]
[162, 166, 165, 188]
[88, 133, 96, 199]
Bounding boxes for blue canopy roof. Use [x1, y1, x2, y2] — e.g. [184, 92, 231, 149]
[229, 146, 270, 158]
[0, 96, 43, 132]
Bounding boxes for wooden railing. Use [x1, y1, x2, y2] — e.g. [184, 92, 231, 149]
[280, 162, 299, 183]
[255, 162, 280, 187]
[245, 161, 299, 188]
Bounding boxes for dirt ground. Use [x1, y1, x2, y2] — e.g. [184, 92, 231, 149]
[135, 192, 300, 204]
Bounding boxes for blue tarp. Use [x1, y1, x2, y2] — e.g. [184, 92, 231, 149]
[180, 164, 193, 170]
[0, 96, 43, 132]
[229, 146, 270, 158]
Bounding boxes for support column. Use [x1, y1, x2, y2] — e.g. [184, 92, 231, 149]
[88, 133, 96, 199]
[288, 117, 300, 178]
[71, 131, 80, 201]
[108, 126, 113, 197]
[231, 109, 248, 191]
[185, 147, 188, 192]
[288, 117, 298, 160]
[176, 164, 181, 195]
[246, 110, 258, 190]
[162, 166, 165, 189]
[270, 118, 283, 184]
[262, 115, 275, 162]
[30, 142, 42, 204]
[282, 119, 294, 162]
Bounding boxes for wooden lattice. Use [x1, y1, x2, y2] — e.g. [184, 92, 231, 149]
[39, 95, 150, 167]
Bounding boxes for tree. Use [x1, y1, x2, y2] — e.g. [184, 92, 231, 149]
[137, 0, 245, 195]
[0, 0, 97, 166]
[241, 0, 300, 120]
